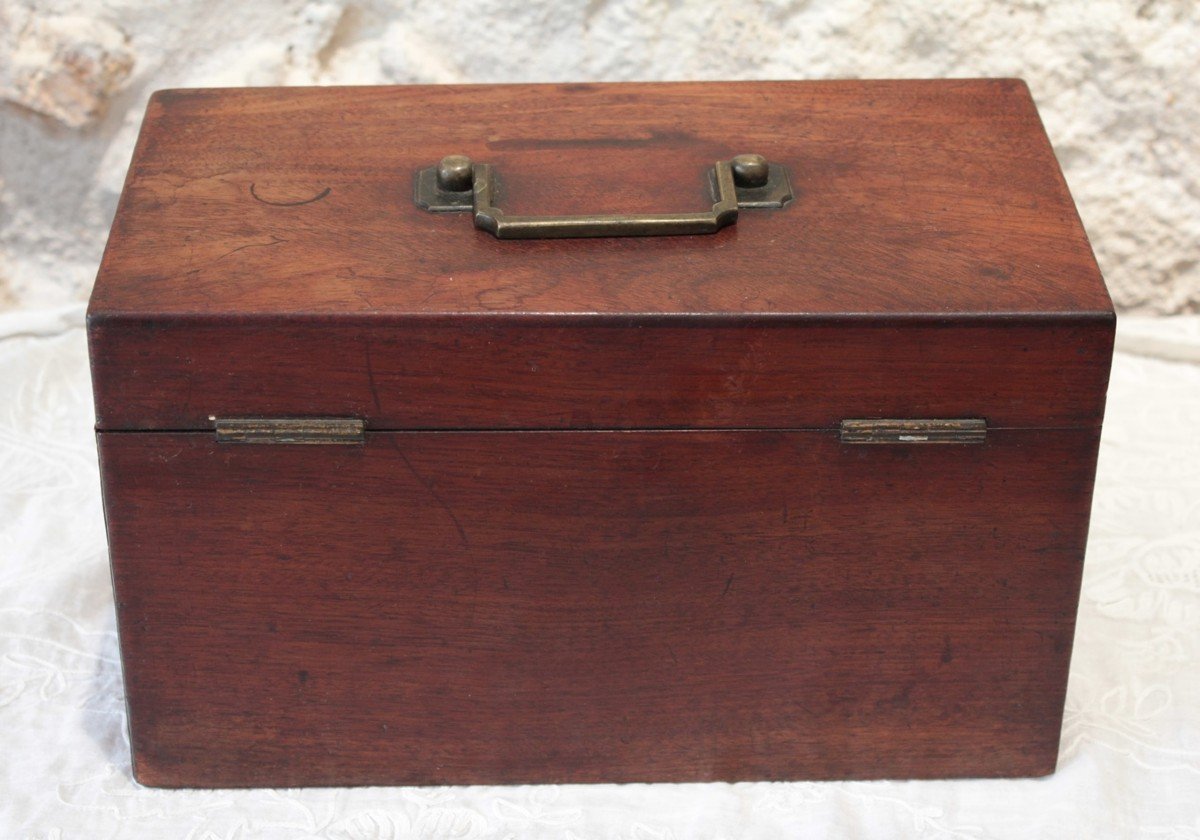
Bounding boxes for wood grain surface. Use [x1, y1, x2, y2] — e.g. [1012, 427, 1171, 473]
[90, 81, 1114, 786]
[87, 80, 1113, 432]
[89, 316, 1113, 432]
[89, 80, 1110, 317]
[100, 427, 1100, 787]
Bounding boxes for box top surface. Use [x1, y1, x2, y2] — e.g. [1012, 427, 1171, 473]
[89, 80, 1111, 320]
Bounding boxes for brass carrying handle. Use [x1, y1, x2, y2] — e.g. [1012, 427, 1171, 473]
[414, 154, 793, 240]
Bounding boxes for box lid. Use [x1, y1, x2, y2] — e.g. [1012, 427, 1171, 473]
[88, 80, 1114, 432]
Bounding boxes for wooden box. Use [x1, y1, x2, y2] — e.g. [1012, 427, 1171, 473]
[89, 80, 1114, 788]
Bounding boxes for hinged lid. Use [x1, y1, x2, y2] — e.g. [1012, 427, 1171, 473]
[88, 80, 1113, 432]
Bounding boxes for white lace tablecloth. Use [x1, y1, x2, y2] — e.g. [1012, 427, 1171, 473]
[2, 306, 1198, 839]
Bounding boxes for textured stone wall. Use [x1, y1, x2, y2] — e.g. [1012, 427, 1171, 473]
[1, 0, 1196, 313]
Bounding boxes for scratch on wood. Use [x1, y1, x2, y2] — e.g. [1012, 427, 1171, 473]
[214, 235, 288, 263]
[353, 288, 379, 311]
[394, 445, 469, 547]
[364, 341, 383, 413]
[249, 183, 332, 206]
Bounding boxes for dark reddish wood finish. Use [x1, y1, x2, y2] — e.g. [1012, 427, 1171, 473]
[89, 316, 1112, 432]
[87, 80, 1113, 431]
[89, 81, 1115, 787]
[100, 427, 1099, 787]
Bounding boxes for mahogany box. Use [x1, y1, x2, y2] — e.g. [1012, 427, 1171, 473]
[88, 80, 1114, 788]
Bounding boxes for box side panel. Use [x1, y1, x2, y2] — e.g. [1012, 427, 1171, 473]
[99, 427, 1099, 787]
[89, 315, 1115, 432]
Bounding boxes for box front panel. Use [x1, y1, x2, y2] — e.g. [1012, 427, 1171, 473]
[99, 428, 1098, 786]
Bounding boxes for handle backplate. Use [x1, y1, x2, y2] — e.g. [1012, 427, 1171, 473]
[414, 154, 793, 240]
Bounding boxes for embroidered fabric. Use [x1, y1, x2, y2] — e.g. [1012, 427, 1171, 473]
[2, 306, 1198, 839]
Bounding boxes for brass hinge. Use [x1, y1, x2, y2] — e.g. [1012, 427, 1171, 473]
[840, 418, 987, 445]
[214, 417, 365, 445]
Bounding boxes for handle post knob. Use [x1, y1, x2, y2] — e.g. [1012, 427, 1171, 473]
[437, 155, 474, 192]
